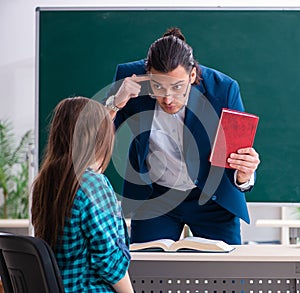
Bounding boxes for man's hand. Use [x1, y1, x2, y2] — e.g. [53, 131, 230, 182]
[114, 74, 150, 109]
[227, 147, 260, 184]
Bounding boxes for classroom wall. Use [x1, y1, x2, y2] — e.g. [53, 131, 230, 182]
[2, 0, 299, 242]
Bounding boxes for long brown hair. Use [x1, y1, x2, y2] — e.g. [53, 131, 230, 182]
[31, 97, 114, 250]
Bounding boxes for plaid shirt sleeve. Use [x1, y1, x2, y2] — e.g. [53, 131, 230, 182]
[79, 170, 131, 285]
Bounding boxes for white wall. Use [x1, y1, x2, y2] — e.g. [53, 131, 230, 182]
[1, 0, 299, 241]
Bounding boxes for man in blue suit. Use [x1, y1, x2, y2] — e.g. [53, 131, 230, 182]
[105, 28, 260, 245]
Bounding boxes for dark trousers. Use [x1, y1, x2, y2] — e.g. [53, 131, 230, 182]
[130, 183, 241, 245]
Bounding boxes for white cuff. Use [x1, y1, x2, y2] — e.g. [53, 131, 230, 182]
[234, 171, 255, 191]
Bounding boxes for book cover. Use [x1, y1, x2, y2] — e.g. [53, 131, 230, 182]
[209, 108, 259, 168]
[130, 236, 235, 253]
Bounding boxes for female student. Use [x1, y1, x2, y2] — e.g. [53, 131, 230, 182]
[31, 97, 133, 293]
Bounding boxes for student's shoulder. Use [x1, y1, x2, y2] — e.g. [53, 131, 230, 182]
[75, 171, 120, 220]
[77, 169, 116, 205]
[76, 169, 112, 201]
[80, 169, 112, 190]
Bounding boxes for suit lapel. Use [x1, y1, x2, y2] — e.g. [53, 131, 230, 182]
[183, 86, 207, 153]
[138, 98, 156, 163]
[183, 86, 220, 182]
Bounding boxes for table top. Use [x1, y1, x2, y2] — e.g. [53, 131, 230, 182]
[131, 244, 300, 262]
[256, 219, 300, 227]
[0, 219, 29, 228]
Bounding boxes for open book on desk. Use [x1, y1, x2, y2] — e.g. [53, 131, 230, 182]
[130, 236, 235, 253]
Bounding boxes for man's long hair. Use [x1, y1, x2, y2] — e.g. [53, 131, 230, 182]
[146, 27, 202, 85]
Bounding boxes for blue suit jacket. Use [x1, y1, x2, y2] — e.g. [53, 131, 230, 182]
[112, 59, 251, 223]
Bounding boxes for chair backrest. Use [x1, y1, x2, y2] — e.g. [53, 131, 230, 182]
[0, 233, 65, 293]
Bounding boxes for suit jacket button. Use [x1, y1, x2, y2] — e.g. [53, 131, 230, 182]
[211, 195, 217, 200]
[194, 179, 198, 185]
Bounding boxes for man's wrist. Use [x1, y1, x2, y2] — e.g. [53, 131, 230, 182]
[105, 95, 120, 113]
[234, 171, 255, 191]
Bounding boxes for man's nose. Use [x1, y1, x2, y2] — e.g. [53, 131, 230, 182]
[163, 95, 174, 104]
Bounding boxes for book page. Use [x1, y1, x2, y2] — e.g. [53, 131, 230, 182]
[130, 239, 175, 251]
[183, 236, 222, 244]
[169, 236, 234, 252]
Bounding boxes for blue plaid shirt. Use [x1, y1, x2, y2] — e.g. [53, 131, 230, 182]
[55, 169, 131, 292]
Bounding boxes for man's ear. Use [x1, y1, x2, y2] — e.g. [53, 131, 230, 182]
[190, 66, 197, 84]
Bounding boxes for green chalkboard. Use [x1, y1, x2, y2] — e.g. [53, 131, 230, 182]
[37, 8, 300, 203]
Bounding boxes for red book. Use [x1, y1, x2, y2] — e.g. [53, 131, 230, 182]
[209, 108, 259, 168]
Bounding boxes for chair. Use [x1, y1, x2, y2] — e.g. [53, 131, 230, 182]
[0, 232, 65, 293]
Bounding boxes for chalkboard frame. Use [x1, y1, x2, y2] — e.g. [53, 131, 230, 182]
[36, 7, 300, 205]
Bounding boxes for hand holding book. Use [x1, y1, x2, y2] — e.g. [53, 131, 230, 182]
[229, 147, 260, 184]
[209, 108, 260, 181]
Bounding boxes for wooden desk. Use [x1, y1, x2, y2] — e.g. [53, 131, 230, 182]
[129, 245, 300, 292]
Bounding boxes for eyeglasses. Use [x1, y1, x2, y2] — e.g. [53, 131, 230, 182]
[148, 75, 191, 100]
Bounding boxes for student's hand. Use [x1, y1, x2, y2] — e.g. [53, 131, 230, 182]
[227, 147, 260, 184]
[114, 74, 150, 109]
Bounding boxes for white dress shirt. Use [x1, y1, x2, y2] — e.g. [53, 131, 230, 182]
[146, 102, 254, 191]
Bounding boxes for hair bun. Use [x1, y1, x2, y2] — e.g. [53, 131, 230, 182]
[163, 27, 186, 42]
